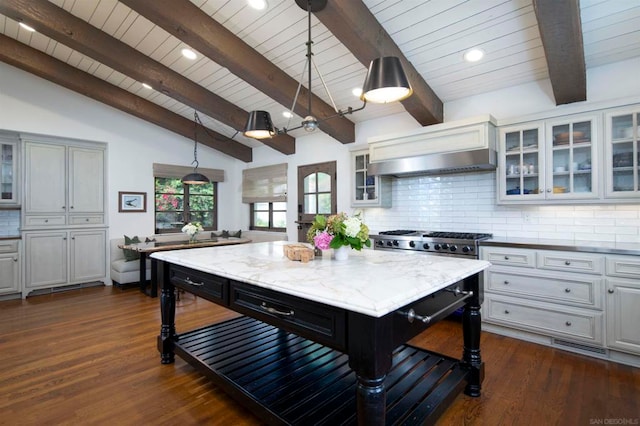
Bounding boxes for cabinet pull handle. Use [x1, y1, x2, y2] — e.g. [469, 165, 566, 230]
[504, 310, 510, 314]
[564, 288, 571, 293]
[62, 206, 66, 210]
[565, 321, 572, 326]
[70, 206, 74, 209]
[44, 219, 49, 223]
[503, 280, 509, 285]
[261, 302, 294, 317]
[564, 260, 571, 265]
[63, 237, 67, 240]
[184, 277, 204, 287]
[608, 288, 614, 294]
[504, 256, 509, 260]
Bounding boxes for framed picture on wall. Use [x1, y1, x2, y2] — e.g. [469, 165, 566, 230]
[118, 191, 146, 212]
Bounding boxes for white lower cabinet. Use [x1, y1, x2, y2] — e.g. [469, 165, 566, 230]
[24, 229, 106, 296]
[0, 240, 19, 296]
[480, 246, 640, 366]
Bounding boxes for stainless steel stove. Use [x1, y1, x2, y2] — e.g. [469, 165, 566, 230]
[370, 230, 493, 258]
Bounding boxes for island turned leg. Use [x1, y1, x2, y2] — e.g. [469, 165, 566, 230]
[157, 261, 176, 364]
[462, 273, 484, 397]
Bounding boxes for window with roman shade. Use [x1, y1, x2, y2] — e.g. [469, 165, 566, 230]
[243, 163, 287, 231]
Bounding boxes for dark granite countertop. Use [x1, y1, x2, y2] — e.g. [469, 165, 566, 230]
[480, 237, 640, 256]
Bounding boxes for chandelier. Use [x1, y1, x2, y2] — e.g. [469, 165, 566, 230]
[243, 0, 413, 140]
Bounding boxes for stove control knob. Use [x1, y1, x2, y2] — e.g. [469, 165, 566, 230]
[449, 245, 457, 252]
[441, 243, 449, 250]
[422, 243, 430, 250]
[462, 246, 472, 253]
[434, 244, 441, 250]
[386, 241, 393, 247]
[409, 241, 415, 248]
[376, 240, 384, 247]
[392, 240, 399, 246]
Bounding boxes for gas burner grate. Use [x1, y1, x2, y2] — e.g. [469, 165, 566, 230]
[424, 232, 493, 240]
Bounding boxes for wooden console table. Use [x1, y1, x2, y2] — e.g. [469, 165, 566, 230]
[120, 237, 251, 297]
[152, 242, 490, 425]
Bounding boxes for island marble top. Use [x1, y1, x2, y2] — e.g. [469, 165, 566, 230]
[151, 241, 491, 318]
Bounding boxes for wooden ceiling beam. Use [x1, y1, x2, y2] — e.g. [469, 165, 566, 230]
[533, 0, 587, 105]
[0, 0, 293, 155]
[119, 0, 355, 145]
[315, 0, 443, 126]
[0, 34, 252, 162]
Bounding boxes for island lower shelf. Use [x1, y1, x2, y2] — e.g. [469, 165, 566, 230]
[172, 315, 471, 426]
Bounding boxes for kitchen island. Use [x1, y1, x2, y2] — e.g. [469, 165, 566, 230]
[152, 241, 491, 425]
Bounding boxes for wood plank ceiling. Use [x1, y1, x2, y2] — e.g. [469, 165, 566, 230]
[1, 0, 640, 162]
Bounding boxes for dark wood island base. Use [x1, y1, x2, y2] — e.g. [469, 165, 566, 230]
[156, 259, 484, 425]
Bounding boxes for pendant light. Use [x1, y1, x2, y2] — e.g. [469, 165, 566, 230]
[243, 0, 412, 139]
[182, 111, 210, 185]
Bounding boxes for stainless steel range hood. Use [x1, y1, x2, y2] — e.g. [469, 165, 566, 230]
[367, 148, 496, 177]
[366, 115, 497, 177]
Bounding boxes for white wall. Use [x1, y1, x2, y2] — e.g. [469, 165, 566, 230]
[0, 62, 244, 239]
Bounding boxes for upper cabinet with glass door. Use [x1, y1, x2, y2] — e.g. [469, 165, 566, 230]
[498, 124, 545, 201]
[351, 150, 391, 208]
[544, 115, 599, 200]
[605, 109, 640, 198]
[0, 132, 19, 206]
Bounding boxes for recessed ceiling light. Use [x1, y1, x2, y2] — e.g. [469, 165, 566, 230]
[352, 87, 363, 98]
[248, 0, 268, 10]
[181, 48, 197, 60]
[463, 48, 485, 63]
[282, 111, 293, 119]
[19, 22, 36, 32]
[142, 83, 153, 90]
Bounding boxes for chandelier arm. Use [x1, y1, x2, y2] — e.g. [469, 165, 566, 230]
[287, 58, 309, 129]
[311, 55, 339, 114]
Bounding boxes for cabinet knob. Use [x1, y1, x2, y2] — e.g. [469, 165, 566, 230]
[564, 260, 571, 266]
[546, 189, 552, 193]
[503, 280, 510, 285]
[608, 288, 614, 294]
[13, 257, 17, 262]
[72, 237, 75, 240]
[44, 219, 49, 223]
[62, 206, 66, 209]
[564, 288, 571, 293]
[565, 321, 572, 326]
[70, 206, 74, 209]
[504, 256, 509, 260]
[63, 237, 67, 240]
[85, 218, 89, 222]
[504, 310, 510, 314]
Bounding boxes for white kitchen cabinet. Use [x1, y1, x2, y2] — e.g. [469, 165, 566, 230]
[0, 240, 19, 296]
[498, 115, 599, 203]
[350, 149, 391, 208]
[605, 255, 640, 355]
[0, 132, 20, 206]
[23, 229, 106, 296]
[23, 137, 106, 228]
[604, 108, 640, 198]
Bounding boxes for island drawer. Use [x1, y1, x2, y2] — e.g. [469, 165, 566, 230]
[229, 281, 346, 351]
[485, 267, 603, 309]
[169, 265, 228, 303]
[484, 295, 603, 344]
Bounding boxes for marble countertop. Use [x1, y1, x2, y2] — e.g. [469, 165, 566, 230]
[151, 241, 490, 318]
[481, 237, 640, 256]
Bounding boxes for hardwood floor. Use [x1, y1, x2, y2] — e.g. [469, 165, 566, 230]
[0, 286, 638, 425]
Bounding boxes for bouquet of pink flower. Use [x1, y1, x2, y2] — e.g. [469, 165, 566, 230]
[307, 212, 371, 251]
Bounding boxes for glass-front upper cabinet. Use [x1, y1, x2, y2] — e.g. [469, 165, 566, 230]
[0, 132, 19, 205]
[498, 123, 545, 201]
[351, 149, 391, 208]
[545, 115, 599, 200]
[605, 109, 640, 198]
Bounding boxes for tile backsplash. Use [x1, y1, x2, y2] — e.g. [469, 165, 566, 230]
[0, 210, 20, 236]
[362, 172, 640, 244]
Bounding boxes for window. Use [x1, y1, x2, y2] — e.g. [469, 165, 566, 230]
[153, 163, 224, 234]
[250, 202, 286, 231]
[242, 163, 287, 232]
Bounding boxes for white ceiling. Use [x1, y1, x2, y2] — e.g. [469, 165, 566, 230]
[1, 0, 640, 150]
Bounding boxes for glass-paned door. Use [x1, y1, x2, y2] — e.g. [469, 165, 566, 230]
[297, 161, 336, 242]
[499, 124, 544, 201]
[607, 111, 640, 196]
[0, 143, 15, 202]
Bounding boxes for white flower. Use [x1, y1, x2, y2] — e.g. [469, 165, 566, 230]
[343, 216, 362, 238]
[181, 222, 203, 236]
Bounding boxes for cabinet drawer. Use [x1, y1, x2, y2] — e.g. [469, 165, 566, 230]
[170, 265, 228, 304]
[480, 247, 535, 267]
[606, 256, 640, 279]
[0, 240, 18, 253]
[537, 251, 604, 275]
[69, 215, 104, 225]
[24, 215, 66, 226]
[230, 281, 346, 350]
[486, 268, 602, 309]
[484, 295, 603, 344]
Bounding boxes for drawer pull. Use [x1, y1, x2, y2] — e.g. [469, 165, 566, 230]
[564, 288, 571, 293]
[399, 288, 473, 324]
[503, 280, 510, 285]
[504, 256, 509, 260]
[184, 277, 204, 287]
[504, 310, 510, 314]
[261, 302, 294, 317]
[608, 289, 614, 294]
[44, 219, 49, 223]
[565, 321, 572, 326]
[565, 260, 571, 265]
